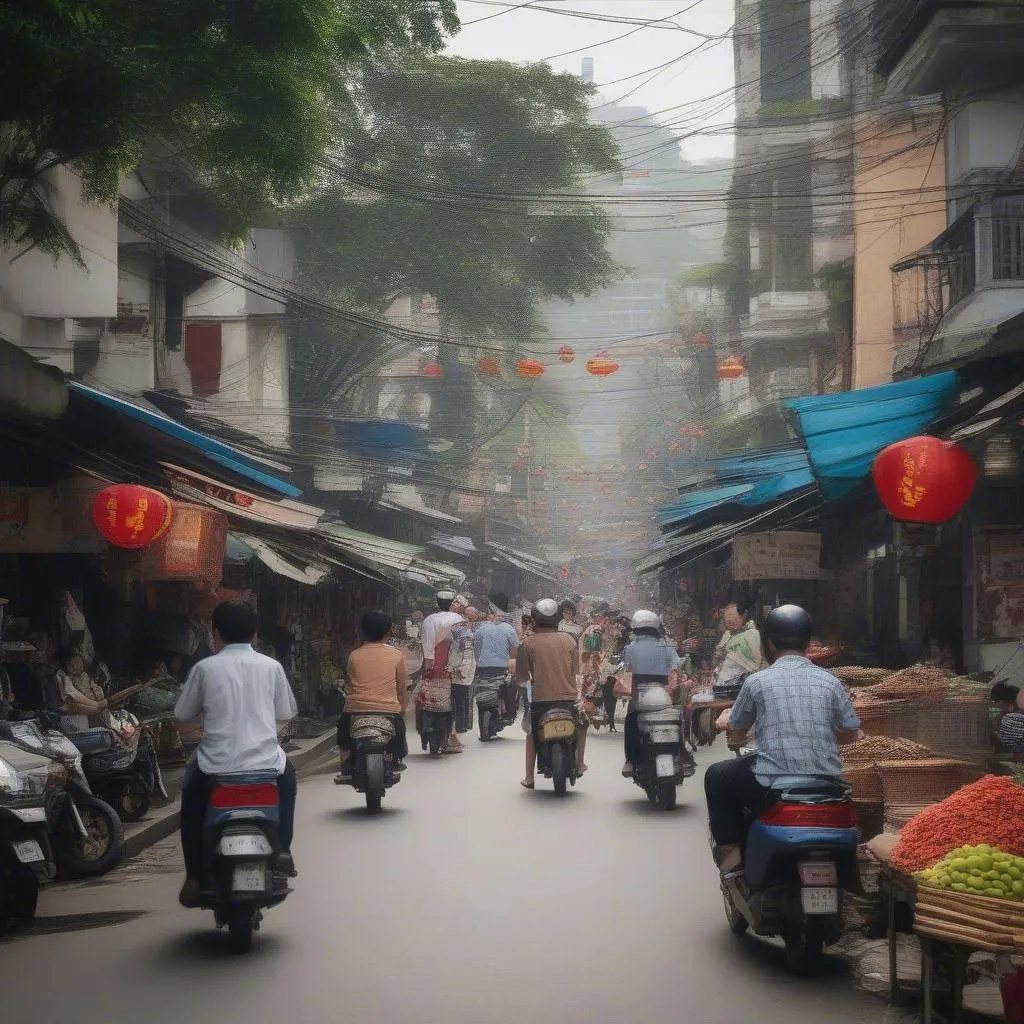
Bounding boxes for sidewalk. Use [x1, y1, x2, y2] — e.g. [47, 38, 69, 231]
[122, 723, 336, 858]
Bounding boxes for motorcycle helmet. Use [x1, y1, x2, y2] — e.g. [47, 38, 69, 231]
[763, 604, 812, 650]
[531, 598, 560, 627]
[630, 609, 661, 634]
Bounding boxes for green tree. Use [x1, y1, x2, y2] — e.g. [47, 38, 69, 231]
[289, 57, 621, 347]
[0, 0, 458, 263]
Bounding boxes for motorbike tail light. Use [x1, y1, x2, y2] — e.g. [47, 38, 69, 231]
[759, 801, 857, 829]
[210, 783, 279, 808]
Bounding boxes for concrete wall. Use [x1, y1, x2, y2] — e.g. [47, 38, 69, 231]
[852, 104, 947, 388]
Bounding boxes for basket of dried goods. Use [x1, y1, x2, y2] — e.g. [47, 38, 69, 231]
[910, 695, 991, 766]
[867, 665, 950, 702]
[885, 801, 936, 833]
[831, 666, 890, 687]
[852, 695, 913, 739]
[913, 845, 1024, 953]
[889, 775, 1024, 875]
[876, 758, 985, 806]
[841, 735, 934, 766]
[842, 764, 882, 802]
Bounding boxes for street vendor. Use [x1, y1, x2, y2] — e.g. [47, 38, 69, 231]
[56, 648, 114, 732]
[712, 597, 763, 695]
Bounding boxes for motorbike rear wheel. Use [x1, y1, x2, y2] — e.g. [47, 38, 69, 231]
[6, 870, 39, 921]
[364, 752, 384, 815]
[57, 795, 125, 877]
[784, 923, 825, 974]
[654, 783, 677, 811]
[227, 905, 255, 954]
[478, 710, 491, 742]
[550, 744, 568, 798]
[723, 889, 748, 935]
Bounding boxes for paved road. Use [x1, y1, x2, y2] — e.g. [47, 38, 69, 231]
[2, 726, 897, 1024]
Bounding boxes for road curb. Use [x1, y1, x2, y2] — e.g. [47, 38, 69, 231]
[123, 730, 336, 859]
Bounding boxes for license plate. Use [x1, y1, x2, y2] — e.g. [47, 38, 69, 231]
[801, 887, 838, 915]
[219, 834, 272, 857]
[655, 753, 675, 778]
[11, 839, 44, 864]
[232, 863, 266, 893]
[799, 861, 838, 886]
[648, 727, 680, 744]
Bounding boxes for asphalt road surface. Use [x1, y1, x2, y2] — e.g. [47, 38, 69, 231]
[2, 725, 895, 1024]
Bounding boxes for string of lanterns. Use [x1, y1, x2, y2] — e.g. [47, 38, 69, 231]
[424, 349, 622, 378]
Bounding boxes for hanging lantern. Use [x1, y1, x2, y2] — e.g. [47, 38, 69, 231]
[534, 468, 547, 479]
[421, 361, 443, 378]
[558, 345, 575, 364]
[511, 458, 527, 471]
[560, 566, 571, 581]
[693, 332, 710, 350]
[600, 485, 612, 497]
[476, 356, 501, 376]
[139, 503, 228, 585]
[668, 440, 682, 453]
[646, 448, 658, 458]
[871, 435, 978, 524]
[680, 422, 706, 438]
[717, 356, 745, 380]
[636, 462, 648, 471]
[516, 359, 545, 379]
[517, 443, 530, 458]
[92, 484, 174, 549]
[586, 354, 619, 376]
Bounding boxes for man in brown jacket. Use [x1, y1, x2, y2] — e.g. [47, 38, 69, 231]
[515, 598, 580, 789]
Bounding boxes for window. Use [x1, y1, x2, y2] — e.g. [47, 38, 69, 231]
[184, 322, 223, 397]
[760, 0, 811, 103]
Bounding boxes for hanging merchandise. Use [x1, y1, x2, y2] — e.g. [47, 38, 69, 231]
[516, 359, 545, 379]
[717, 357, 745, 380]
[92, 484, 174, 549]
[139, 503, 228, 586]
[476, 356, 501, 376]
[871, 435, 978, 524]
[586, 353, 619, 376]
[421, 361, 443, 378]
[558, 345, 575, 364]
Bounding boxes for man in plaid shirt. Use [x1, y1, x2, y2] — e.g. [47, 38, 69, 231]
[705, 605, 861, 875]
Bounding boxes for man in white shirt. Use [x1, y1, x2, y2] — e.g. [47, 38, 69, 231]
[420, 589, 468, 753]
[174, 600, 298, 907]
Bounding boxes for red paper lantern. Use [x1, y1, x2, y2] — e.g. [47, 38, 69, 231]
[693, 332, 710, 350]
[476, 357, 501, 376]
[92, 484, 174, 549]
[586, 355, 619, 376]
[511, 458, 527, 471]
[872, 435, 978, 524]
[534, 468, 546, 479]
[717, 356, 744, 380]
[680, 422, 706, 438]
[601, 485, 612, 496]
[668, 440, 682, 453]
[422, 361, 443, 378]
[646, 448, 658, 458]
[558, 345, 575, 364]
[516, 359, 545, 379]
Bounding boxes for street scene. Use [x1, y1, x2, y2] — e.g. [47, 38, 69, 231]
[3, 1, 1024, 1022]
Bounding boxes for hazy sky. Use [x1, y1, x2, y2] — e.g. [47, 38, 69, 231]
[447, 0, 737, 161]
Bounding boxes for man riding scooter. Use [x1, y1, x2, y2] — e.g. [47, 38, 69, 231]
[704, 604, 862, 877]
[174, 601, 298, 907]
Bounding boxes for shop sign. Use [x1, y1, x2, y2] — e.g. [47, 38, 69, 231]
[160, 464, 322, 531]
[733, 532, 821, 581]
[974, 527, 1024, 640]
[0, 479, 104, 554]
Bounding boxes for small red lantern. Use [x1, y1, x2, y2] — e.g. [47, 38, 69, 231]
[476, 357, 501, 376]
[516, 359, 545, 379]
[517, 443, 530, 457]
[717, 357, 745, 380]
[680, 422, 706, 438]
[646, 448, 658, 458]
[694, 332, 710, 350]
[586, 354, 619, 376]
[601, 485, 612, 497]
[560, 566, 571, 581]
[669, 440, 682, 453]
[92, 484, 174, 549]
[534, 468, 546, 479]
[558, 345, 575, 364]
[511, 458, 527, 471]
[422, 361, 444, 378]
[872, 435, 978, 524]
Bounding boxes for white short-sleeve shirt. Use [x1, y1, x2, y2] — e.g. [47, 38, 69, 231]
[174, 644, 297, 775]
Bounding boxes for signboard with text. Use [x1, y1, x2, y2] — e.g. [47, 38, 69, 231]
[733, 532, 821, 581]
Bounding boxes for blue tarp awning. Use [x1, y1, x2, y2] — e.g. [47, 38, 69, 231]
[332, 419, 433, 464]
[657, 483, 755, 529]
[69, 381, 302, 498]
[785, 371, 959, 500]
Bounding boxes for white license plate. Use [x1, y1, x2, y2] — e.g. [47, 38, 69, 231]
[11, 839, 44, 864]
[219, 834, 272, 857]
[232, 863, 266, 893]
[801, 887, 838, 915]
[655, 753, 676, 778]
[799, 861, 838, 886]
[648, 727, 680, 744]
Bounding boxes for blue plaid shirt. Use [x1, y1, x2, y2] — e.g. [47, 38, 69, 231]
[729, 656, 860, 785]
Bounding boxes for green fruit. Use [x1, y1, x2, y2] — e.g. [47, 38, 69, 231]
[969, 876, 986, 890]
[979, 855, 995, 872]
[1012, 881, 1024, 897]
[967, 856, 983, 870]
[985, 888, 1004, 897]
[985, 870, 1002, 881]
[1002, 874, 1014, 885]
[951, 883, 969, 892]
[950, 858, 969, 871]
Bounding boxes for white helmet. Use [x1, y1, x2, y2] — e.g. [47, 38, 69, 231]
[531, 598, 560, 627]
[631, 609, 661, 632]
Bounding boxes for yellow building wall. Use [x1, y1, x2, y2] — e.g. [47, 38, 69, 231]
[853, 104, 947, 388]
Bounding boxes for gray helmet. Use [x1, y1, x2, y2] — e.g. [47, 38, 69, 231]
[630, 609, 661, 632]
[531, 598, 560, 627]
[764, 604, 812, 649]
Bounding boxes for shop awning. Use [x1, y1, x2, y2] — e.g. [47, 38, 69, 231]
[230, 533, 330, 586]
[657, 483, 755, 530]
[379, 483, 461, 524]
[317, 522, 465, 586]
[428, 534, 478, 558]
[68, 381, 302, 498]
[487, 542, 559, 582]
[785, 372, 960, 500]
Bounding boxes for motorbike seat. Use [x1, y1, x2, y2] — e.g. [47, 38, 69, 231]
[539, 707, 574, 723]
[769, 776, 851, 801]
[66, 728, 115, 752]
[211, 770, 279, 786]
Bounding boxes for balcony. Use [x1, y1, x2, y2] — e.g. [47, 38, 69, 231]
[877, 1, 1024, 95]
[891, 194, 1024, 372]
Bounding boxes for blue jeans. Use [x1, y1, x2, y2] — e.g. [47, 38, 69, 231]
[180, 759, 296, 879]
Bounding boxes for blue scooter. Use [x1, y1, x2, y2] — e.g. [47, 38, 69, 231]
[195, 771, 291, 953]
[716, 763, 859, 973]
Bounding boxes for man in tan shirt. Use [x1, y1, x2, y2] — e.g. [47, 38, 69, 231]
[515, 598, 580, 789]
[336, 611, 409, 782]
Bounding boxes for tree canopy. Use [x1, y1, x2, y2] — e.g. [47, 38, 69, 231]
[0, 0, 458, 262]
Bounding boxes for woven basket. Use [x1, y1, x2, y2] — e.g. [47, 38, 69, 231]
[904, 696, 992, 766]
[831, 666, 890, 687]
[875, 758, 984, 805]
[842, 764, 883, 802]
[884, 801, 935, 832]
[855, 699, 914, 740]
[915, 885, 1024, 954]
